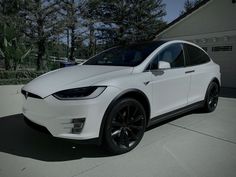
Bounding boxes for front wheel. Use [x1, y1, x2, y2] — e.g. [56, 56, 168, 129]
[103, 98, 146, 154]
[203, 82, 219, 113]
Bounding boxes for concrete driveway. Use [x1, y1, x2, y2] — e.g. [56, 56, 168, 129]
[0, 97, 236, 177]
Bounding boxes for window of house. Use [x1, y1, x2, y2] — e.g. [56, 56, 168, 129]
[212, 46, 233, 52]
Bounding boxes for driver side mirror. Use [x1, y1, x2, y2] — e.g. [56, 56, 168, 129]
[158, 61, 171, 69]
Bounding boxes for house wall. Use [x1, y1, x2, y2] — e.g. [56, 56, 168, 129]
[157, 0, 236, 39]
[156, 0, 236, 88]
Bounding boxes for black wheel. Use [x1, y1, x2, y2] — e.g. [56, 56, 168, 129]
[103, 98, 146, 154]
[203, 82, 219, 113]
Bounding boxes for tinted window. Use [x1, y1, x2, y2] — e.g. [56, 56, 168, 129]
[83, 41, 165, 67]
[149, 43, 185, 70]
[185, 44, 210, 66]
[202, 47, 208, 52]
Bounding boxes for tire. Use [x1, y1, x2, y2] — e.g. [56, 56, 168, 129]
[103, 98, 146, 155]
[203, 81, 219, 113]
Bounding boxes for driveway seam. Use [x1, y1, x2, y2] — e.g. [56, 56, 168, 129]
[168, 123, 236, 145]
[71, 163, 105, 177]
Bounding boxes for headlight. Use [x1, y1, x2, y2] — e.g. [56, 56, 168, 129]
[52, 86, 106, 100]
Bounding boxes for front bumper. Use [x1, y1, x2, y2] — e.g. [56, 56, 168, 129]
[22, 86, 120, 140]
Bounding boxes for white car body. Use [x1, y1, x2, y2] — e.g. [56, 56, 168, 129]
[22, 40, 221, 143]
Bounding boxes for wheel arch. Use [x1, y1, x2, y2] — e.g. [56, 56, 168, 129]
[208, 77, 221, 92]
[98, 89, 151, 142]
[204, 77, 221, 100]
[211, 77, 220, 88]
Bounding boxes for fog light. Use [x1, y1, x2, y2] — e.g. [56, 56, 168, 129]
[71, 118, 85, 134]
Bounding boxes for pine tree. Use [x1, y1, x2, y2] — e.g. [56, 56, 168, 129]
[86, 0, 166, 45]
[21, 0, 64, 70]
[180, 0, 202, 15]
[0, 0, 28, 70]
[60, 0, 87, 61]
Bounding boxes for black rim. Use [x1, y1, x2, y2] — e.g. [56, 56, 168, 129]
[208, 84, 219, 110]
[110, 103, 145, 149]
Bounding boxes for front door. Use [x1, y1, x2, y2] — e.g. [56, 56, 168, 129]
[149, 43, 190, 117]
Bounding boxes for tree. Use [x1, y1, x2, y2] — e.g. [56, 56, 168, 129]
[21, 0, 64, 70]
[193, 0, 202, 6]
[86, 0, 166, 45]
[60, 0, 87, 61]
[0, 23, 31, 70]
[180, 0, 202, 15]
[0, 0, 27, 70]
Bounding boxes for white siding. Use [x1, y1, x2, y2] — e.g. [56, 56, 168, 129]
[157, 0, 236, 39]
[156, 0, 236, 88]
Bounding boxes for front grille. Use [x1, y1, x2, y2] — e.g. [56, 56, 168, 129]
[21, 90, 42, 99]
[24, 116, 52, 136]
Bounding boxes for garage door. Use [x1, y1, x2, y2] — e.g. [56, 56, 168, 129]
[202, 40, 236, 88]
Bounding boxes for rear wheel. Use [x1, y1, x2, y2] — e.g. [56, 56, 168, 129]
[103, 98, 146, 154]
[203, 82, 219, 113]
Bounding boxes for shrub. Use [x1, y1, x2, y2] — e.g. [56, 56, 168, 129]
[0, 70, 46, 85]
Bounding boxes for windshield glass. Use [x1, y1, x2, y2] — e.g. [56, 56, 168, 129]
[83, 41, 165, 67]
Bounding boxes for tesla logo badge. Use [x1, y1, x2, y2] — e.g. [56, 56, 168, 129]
[144, 81, 150, 86]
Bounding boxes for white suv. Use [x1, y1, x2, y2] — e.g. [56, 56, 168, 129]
[22, 40, 221, 154]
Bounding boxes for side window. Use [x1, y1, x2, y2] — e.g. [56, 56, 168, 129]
[159, 44, 184, 68]
[149, 43, 185, 70]
[185, 44, 210, 66]
[149, 55, 159, 70]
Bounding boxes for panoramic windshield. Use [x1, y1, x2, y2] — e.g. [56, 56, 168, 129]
[83, 41, 165, 67]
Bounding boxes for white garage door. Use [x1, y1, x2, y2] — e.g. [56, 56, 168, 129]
[202, 39, 236, 88]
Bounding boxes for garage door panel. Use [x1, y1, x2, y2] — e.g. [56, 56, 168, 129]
[208, 43, 236, 88]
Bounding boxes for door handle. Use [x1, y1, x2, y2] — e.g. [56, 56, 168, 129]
[143, 81, 150, 86]
[185, 70, 195, 74]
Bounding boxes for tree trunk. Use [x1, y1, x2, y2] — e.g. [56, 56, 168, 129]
[66, 28, 69, 59]
[69, 26, 75, 61]
[88, 24, 95, 56]
[3, 20, 10, 70]
[37, 39, 45, 71]
[4, 58, 10, 70]
[36, 15, 45, 71]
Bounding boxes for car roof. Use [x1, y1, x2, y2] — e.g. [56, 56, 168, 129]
[116, 40, 169, 48]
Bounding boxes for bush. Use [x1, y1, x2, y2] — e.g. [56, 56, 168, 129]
[0, 70, 46, 85]
[0, 78, 31, 85]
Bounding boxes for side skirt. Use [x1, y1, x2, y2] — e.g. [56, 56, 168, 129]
[147, 101, 205, 127]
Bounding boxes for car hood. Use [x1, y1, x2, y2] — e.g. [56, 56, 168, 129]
[22, 65, 133, 98]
